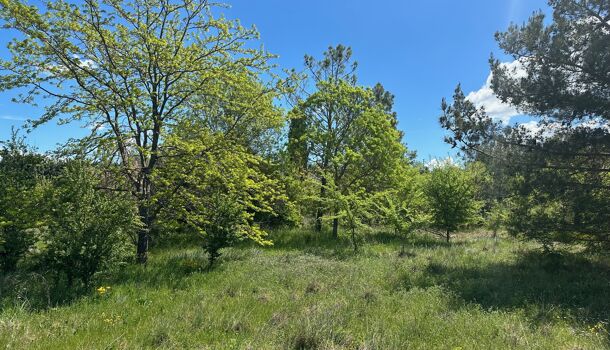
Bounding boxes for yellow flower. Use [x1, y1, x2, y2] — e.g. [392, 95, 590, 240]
[96, 286, 107, 295]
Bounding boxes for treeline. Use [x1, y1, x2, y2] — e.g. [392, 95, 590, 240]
[0, 127, 483, 291]
[0, 0, 608, 306]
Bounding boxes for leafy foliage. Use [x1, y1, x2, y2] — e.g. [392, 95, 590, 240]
[36, 162, 138, 286]
[424, 164, 480, 242]
[154, 122, 281, 266]
[0, 134, 56, 272]
[440, 0, 610, 249]
[290, 45, 409, 237]
[0, 0, 277, 262]
[375, 164, 429, 239]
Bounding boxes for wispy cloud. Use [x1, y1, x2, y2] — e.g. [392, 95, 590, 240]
[0, 115, 27, 121]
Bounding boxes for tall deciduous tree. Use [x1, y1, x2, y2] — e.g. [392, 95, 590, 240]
[290, 45, 408, 237]
[0, 0, 275, 263]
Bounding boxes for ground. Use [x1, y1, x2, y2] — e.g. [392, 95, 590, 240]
[1, 229, 609, 349]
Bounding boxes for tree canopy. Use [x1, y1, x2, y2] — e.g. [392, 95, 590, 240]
[0, 0, 278, 262]
[440, 0, 610, 249]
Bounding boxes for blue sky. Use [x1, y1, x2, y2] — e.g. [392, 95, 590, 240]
[0, 0, 549, 159]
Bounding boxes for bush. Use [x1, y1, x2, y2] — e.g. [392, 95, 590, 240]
[35, 162, 138, 286]
[0, 135, 54, 272]
[201, 193, 247, 266]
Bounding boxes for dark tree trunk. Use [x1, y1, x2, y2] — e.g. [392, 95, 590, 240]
[136, 227, 149, 264]
[136, 203, 151, 264]
[315, 210, 323, 232]
[315, 177, 327, 232]
[332, 217, 339, 238]
[446, 230, 450, 243]
[135, 172, 155, 264]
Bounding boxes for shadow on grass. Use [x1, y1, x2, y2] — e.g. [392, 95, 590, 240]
[399, 250, 610, 327]
[0, 247, 220, 312]
[102, 247, 232, 292]
[268, 228, 465, 259]
[363, 230, 468, 249]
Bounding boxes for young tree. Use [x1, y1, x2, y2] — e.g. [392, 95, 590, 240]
[153, 117, 284, 267]
[290, 45, 408, 237]
[376, 164, 429, 247]
[424, 164, 479, 242]
[331, 188, 375, 252]
[0, 0, 275, 263]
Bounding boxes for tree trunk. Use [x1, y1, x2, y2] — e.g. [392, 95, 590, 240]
[332, 217, 339, 238]
[136, 227, 149, 264]
[446, 230, 450, 243]
[315, 177, 327, 232]
[315, 210, 323, 232]
[136, 204, 151, 264]
[135, 171, 155, 264]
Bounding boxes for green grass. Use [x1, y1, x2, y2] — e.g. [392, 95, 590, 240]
[1, 229, 609, 349]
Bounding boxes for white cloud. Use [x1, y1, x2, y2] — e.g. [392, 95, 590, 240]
[519, 120, 543, 134]
[424, 157, 457, 170]
[72, 54, 97, 69]
[517, 118, 609, 139]
[466, 60, 526, 124]
[43, 55, 97, 77]
[577, 119, 610, 132]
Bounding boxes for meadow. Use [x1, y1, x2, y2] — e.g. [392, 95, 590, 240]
[1, 229, 608, 349]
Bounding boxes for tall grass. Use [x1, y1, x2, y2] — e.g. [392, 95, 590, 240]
[1, 229, 608, 349]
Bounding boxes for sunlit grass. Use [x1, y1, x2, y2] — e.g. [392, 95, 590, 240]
[1, 229, 608, 349]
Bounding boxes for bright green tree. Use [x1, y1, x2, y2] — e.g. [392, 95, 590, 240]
[0, 0, 275, 263]
[376, 164, 429, 245]
[424, 163, 480, 242]
[153, 118, 286, 267]
[291, 45, 408, 238]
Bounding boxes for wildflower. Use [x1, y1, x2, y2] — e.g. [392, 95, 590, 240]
[589, 322, 607, 334]
[96, 286, 111, 296]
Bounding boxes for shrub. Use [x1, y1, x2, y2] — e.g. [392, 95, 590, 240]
[0, 135, 54, 272]
[424, 164, 480, 242]
[36, 162, 138, 286]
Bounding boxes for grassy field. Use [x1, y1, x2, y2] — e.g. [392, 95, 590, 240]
[1, 229, 609, 349]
